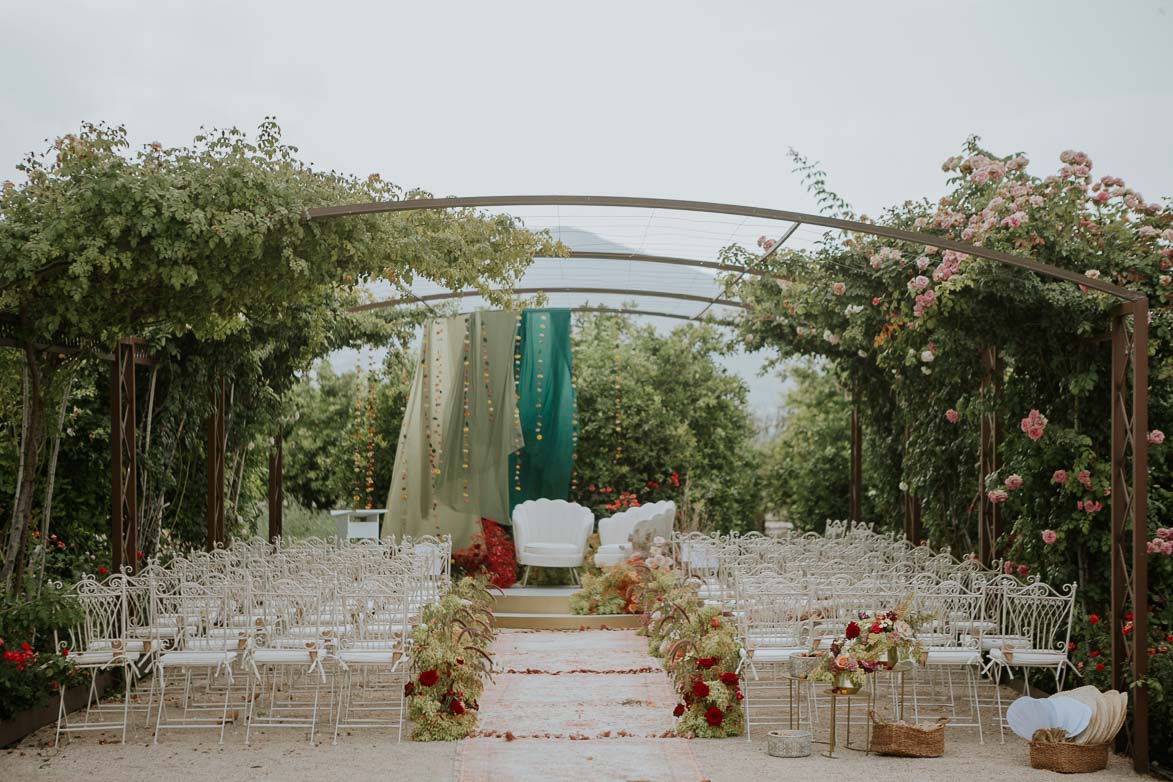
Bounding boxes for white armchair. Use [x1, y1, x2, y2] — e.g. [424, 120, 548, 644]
[512, 499, 594, 586]
[594, 506, 648, 568]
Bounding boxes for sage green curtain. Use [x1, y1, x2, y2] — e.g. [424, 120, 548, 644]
[437, 310, 524, 524]
[509, 308, 577, 512]
[385, 316, 482, 549]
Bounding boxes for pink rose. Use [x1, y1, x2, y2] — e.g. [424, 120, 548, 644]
[1042, 529, 1058, 545]
[1077, 470, 1092, 489]
[1017, 564, 1030, 577]
[1052, 470, 1068, 484]
[1004, 474, 1023, 491]
[831, 282, 846, 296]
[1020, 409, 1047, 440]
[1003, 561, 1015, 574]
[987, 489, 1009, 505]
[945, 409, 959, 424]
[1148, 430, 1165, 445]
[872, 297, 881, 305]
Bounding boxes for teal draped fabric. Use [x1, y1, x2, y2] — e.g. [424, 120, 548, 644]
[509, 309, 577, 514]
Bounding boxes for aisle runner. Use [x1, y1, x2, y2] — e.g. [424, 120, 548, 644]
[455, 629, 705, 782]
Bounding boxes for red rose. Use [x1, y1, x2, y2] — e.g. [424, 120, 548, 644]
[673, 703, 685, 718]
[1090, 650, 1099, 657]
[704, 706, 725, 726]
[869, 622, 882, 635]
[450, 699, 466, 715]
[97, 566, 107, 575]
[696, 657, 717, 670]
[844, 621, 860, 640]
[709, 617, 720, 628]
[419, 669, 440, 687]
[1088, 614, 1099, 625]
[692, 680, 710, 698]
[404, 682, 415, 697]
[1095, 662, 1105, 671]
[61, 648, 68, 657]
[136, 550, 142, 559]
[719, 672, 738, 686]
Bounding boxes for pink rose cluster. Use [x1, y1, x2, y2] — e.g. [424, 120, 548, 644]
[756, 235, 776, 252]
[933, 250, 965, 282]
[1002, 560, 1031, 577]
[1076, 499, 1103, 514]
[1077, 470, 1092, 489]
[1020, 409, 1048, 441]
[1147, 529, 1173, 555]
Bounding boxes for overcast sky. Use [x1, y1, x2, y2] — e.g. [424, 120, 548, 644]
[3, 0, 1171, 414]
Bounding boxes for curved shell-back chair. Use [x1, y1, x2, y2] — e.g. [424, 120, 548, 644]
[512, 499, 595, 586]
[594, 505, 652, 567]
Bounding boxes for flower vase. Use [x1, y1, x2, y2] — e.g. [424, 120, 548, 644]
[832, 672, 860, 694]
[885, 648, 899, 670]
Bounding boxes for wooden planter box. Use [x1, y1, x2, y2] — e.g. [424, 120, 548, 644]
[0, 671, 115, 748]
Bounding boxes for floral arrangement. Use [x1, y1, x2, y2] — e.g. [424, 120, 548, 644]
[810, 604, 924, 690]
[570, 541, 677, 615]
[451, 519, 517, 589]
[406, 576, 496, 740]
[662, 605, 745, 737]
[570, 563, 641, 615]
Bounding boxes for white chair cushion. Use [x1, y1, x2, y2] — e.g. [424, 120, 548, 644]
[746, 647, 804, 663]
[338, 650, 399, 665]
[523, 542, 580, 555]
[251, 649, 313, 665]
[159, 650, 237, 667]
[74, 650, 142, 667]
[988, 647, 1067, 667]
[925, 647, 982, 666]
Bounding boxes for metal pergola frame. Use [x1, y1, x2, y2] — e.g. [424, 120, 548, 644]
[82, 194, 1148, 769]
[302, 195, 1151, 770]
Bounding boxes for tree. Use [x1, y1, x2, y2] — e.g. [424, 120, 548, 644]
[569, 314, 759, 533]
[0, 119, 557, 588]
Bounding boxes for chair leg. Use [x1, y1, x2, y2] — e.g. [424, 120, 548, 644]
[521, 566, 532, 587]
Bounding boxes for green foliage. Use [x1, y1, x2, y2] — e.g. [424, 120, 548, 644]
[0, 118, 556, 585]
[569, 314, 760, 533]
[283, 353, 411, 511]
[0, 580, 83, 719]
[735, 139, 1173, 762]
[759, 360, 853, 528]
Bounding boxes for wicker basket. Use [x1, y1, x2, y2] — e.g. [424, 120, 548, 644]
[1028, 741, 1109, 773]
[868, 711, 947, 757]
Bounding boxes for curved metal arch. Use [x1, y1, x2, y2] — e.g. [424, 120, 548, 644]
[307, 194, 1142, 301]
[561, 250, 793, 283]
[448, 305, 733, 325]
[349, 286, 745, 313]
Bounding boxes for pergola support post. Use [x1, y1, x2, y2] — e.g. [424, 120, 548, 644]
[110, 339, 139, 574]
[849, 385, 862, 524]
[978, 347, 1002, 565]
[1110, 300, 1149, 773]
[268, 431, 283, 544]
[205, 376, 226, 550]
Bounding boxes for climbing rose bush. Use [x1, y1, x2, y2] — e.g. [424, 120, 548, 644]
[737, 138, 1171, 763]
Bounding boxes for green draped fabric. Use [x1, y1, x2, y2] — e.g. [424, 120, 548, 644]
[437, 311, 524, 524]
[509, 309, 577, 513]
